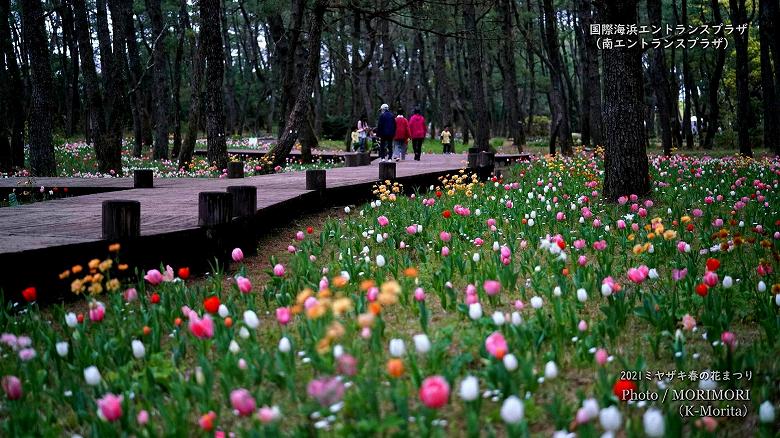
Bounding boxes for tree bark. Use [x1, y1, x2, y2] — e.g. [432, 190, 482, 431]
[269, 0, 327, 167]
[463, 0, 490, 151]
[201, 0, 228, 170]
[703, 0, 726, 150]
[171, 0, 189, 158]
[20, 0, 56, 176]
[147, 0, 170, 159]
[178, 29, 204, 168]
[648, 0, 673, 156]
[500, 0, 525, 151]
[597, 0, 649, 200]
[542, 0, 573, 155]
[759, 0, 780, 155]
[681, 0, 695, 149]
[729, 0, 752, 157]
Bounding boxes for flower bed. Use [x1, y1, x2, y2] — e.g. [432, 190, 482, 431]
[1, 151, 778, 435]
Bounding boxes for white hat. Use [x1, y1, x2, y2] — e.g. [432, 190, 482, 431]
[380, 103, 389, 111]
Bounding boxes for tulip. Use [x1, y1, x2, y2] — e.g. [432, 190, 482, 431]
[491, 311, 506, 326]
[137, 409, 149, 426]
[377, 215, 389, 227]
[720, 331, 736, 350]
[84, 366, 102, 386]
[459, 376, 479, 401]
[273, 264, 285, 276]
[89, 302, 105, 322]
[123, 288, 138, 302]
[21, 286, 36, 302]
[468, 303, 482, 320]
[376, 255, 386, 267]
[198, 411, 216, 431]
[236, 276, 252, 293]
[503, 353, 518, 371]
[759, 401, 776, 423]
[257, 405, 281, 424]
[413, 334, 431, 354]
[131, 340, 145, 359]
[500, 396, 524, 424]
[544, 361, 558, 379]
[2, 375, 22, 400]
[307, 376, 345, 406]
[414, 287, 426, 301]
[231, 248, 244, 262]
[96, 393, 123, 422]
[483, 280, 501, 296]
[419, 376, 450, 409]
[703, 271, 718, 287]
[643, 408, 665, 437]
[144, 269, 163, 285]
[56, 341, 69, 357]
[595, 348, 608, 365]
[722, 276, 733, 288]
[485, 331, 508, 359]
[530, 296, 543, 308]
[243, 310, 260, 329]
[65, 312, 78, 328]
[389, 339, 406, 357]
[682, 314, 696, 330]
[599, 406, 622, 432]
[230, 388, 256, 416]
[336, 354, 358, 376]
[188, 313, 215, 339]
[439, 231, 451, 242]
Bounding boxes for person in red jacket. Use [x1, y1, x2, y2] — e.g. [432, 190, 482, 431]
[392, 109, 410, 161]
[408, 108, 427, 161]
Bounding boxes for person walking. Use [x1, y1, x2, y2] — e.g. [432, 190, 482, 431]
[356, 114, 369, 152]
[393, 109, 410, 161]
[375, 104, 395, 161]
[408, 108, 426, 161]
[441, 125, 453, 154]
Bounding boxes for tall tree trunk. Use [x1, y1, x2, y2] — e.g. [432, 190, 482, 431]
[147, 0, 170, 159]
[500, 0, 525, 151]
[104, 0, 128, 174]
[171, 0, 189, 158]
[759, 0, 780, 155]
[681, 0, 695, 149]
[648, 0, 673, 156]
[201, 0, 228, 170]
[220, 0, 238, 135]
[178, 30, 204, 168]
[542, 0, 574, 155]
[0, 0, 15, 171]
[463, 0, 490, 151]
[269, 0, 327, 167]
[434, 34, 453, 132]
[703, 0, 726, 150]
[598, 0, 649, 199]
[120, 0, 145, 157]
[20, 0, 56, 176]
[729, 0, 752, 156]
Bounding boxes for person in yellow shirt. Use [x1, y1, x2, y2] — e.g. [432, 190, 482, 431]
[351, 129, 360, 151]
[440, 125, 453, 154]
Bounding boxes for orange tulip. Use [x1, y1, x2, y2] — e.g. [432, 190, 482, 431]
[387, 359, 404, 378]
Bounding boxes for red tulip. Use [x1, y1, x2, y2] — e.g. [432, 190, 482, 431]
[695, 283, 709, 297]
[442, 210, 451, 218]
[203, 296, 220, 314]
[178, 267, 190, 279]
[21, 287, 36, 302]
[306, 226, 314, 234]
[705, 258, 720, 272]
[150, 293, 161, 304]
[613, 379, 637, 401]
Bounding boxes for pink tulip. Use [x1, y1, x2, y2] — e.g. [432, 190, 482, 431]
[703, 271, 718, 287]
[304, 296, 318, 309]
[377, 216, 389, 227]
[287, 245, 296, 253]
[439, 231, 451, 242]
[514, 300, 524, 310]
[406, 225, 418, 235]
[672, 268, 688, 282]
[236, 276, 252, 293]
[483, 280, 501, 296]
[617, 219, 626, 229]
[485, 331, 508, 359]
[230, 388, 256, 416]
[500, 246, 511, 259]
[465, 294, 479, 305]
[2, 375, 22, 400]
[89, 302, 105, 322]
[414, 287, 426, 301]
[295, 231, 305, 241]
[556, 212, 566, 221]
[595, 348, 608, 365]
[144, 269, 163, 285]
[97, 393, 123, 422]
[573, 239, 586, 250]
[273, 264, 285, 277]
[419, 375, 450, 409]
[276, 307, 291, 325]
[627, 266, 649, 284]
[307, 376, 345, 407]
[188, 312, 215, 339]
[319, 277, 329, 291]
[198, 411, 216, 431]
[257, 406, 278, 424]
[18, 348, 36, 361]
[123, 288, 138, 302]
[441, 246, 450, 256]
[367, 287, 379, 302]
[137, 410, 149, 425]
[231, 248, 244, 262]
[337, 354, 358, 376]
[578, 320, 588, 331]
[578, 255, 587, 266]
[487, 218, 497, 227]
[682, 314, 696, 330]
[720, 332, 737, 350]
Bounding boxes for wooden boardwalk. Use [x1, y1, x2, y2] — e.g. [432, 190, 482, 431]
[0, 154, 484, 254]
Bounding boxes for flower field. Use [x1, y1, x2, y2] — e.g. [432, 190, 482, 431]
[1, 151, 779, 436]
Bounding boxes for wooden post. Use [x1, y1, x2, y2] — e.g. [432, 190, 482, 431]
[306, 169, 326, 191]
[359, 152, 370, 166]
[344, 153, 360, 167]
[102, 200, 141, 240]
[477, 151, 495, 181]
[379, 161, 396, 180]
[226, 186, 257, 218]
[198, 192, 233, 226]
[133, 169, 154, 188]
[227, 161, 244, 178]
[467, 147, 480, 169]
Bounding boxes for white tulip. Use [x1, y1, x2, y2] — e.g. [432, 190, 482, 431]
[511, 312, 523, 326]
[500, 396, 525, 424]
[344, 207, 351, 214]
[239, 327, 250, 339]
[553, 286, 562, 297]
[218, 304, 230, 318]
[758, 281, 767, 292]
[243, 310, 260, 329]
[458, 376, 479, 401]
[229, 340, 240, 354]
[544, 361, 558, 379]
[389, 339, 406, 357]
[722, 276, 733, 289]
[333, 344, 344, 358]
[84, 366, 101, 386]
[759, 401, 776, 423]
[530, 296, 543, 309]
[599, 406, 622, 431]
[600, 284, 612, 296]
[503, 354, 518, 371]
[376, 255, 386, 267]
[472, 253, 481, 262]
[376, 234, 384, 243]
[582, 398, 599, 420]
[278, 337, 291, 353]
[65, 312, 78, 328]
[648, 268, 659, 279]
[413, 334, 431, 354]
[55, 341, 69, 357]
[643, 408, 665, 437]
[577, 289, 588, 302]
[131, 340, 145, 359]
[492, 311, 506, 326]
[492, 241, 500, 251]
[468, 303, 483, 320]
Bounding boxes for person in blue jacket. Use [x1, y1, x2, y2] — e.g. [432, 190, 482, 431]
[375, 104, 396, 161]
